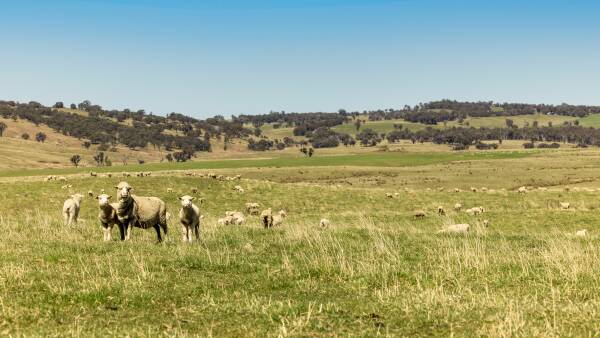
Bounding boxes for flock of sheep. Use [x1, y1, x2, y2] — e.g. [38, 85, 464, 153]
[58, 171, 325, 243]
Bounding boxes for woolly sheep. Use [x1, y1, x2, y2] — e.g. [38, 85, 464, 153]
[576, 229, 587, 237]
[234, 185, 245, 193]
[319, 218, 331, 228]
[217, 216, 234, 226]
[385, 193, 393, 198]
[62, 194, 84, 225]
[394, 192, 400, 197]
[191, 187, 199, 194]
[438, 223, 470, 234]
[260, 208, 274, 228]
[413, 210, 426, 219]
[517, 186, 528, 194]
[225, 211, 245, 225]
[167, 188, 174, 193]
[466, 206, 484, 215]
[179, 195, 201, 242]
[560, 202, 570, 210]
[437, 206, 445, 215]
[245, 202, 260, 215]
[470, 187, 478, 193]
[272, 210, 287, 227]
[90, 171, 97, 177]
[58, 176, 68, 182]
[454, 203, 462, 211]
[61, 184, 73, 190]
[454, 188, 461, 193]
[96, 194, 121, 241]
[114, 182, 168, 242]
[482, 219, 490, 227]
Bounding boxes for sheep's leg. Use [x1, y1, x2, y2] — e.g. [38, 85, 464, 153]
[124, 222, 132, 241]
[181, 224, 188, 242]
[117, 222, 126, 241]
[63, 211, 70, 225]
[154, 224, 163, 243]
[194, 222, 200, 241]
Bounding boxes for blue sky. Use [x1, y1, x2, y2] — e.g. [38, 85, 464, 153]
[1, 0, 599, 118]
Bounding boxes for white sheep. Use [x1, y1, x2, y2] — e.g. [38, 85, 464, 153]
[114, 182, 168, 242]
[179, 195, 201, 242]
[272, 210, 287, 227]
[437, 223, 470, 234]
[261, 208, 273, 228]
[466, 206, 484, 215]
[437, 206, 445, 215]
[217, 216, 234, 226]
[454, 203, 463, 211]
[225, 211, 245, 225]
[245, 202, 260, 215]
[414, 210, 426, 219]
[517, 186, 528, 194]
[167, 188, 174, 193]
[319, 218, 331, 228]
[62, 194, 84, 225]
[96, 194, 120, 241]
[233, 185, 245, 193]
[58, 176, 68, 182]
[385, 193, 394, 198]
[560, 202, 570, 210]
[576, 229, 587, 237]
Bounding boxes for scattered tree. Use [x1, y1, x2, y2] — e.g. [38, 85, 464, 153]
[70, 155, 82, 167]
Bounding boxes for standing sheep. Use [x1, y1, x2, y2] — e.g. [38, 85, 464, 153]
[437, 206, 445, 215]
[272, 210, 287, 227]
[413, 210, 426, 219]
[454, 203, 463, 211]
[114, 182, 168, 242]
[62, 194, 84, 225]
[245, 202, 260, 215]
[319, 218, 331, 228]
[96, 194, 121, 241]
[179, 195, 201, 242]
[260, 208, 273, 228]
[233, 185, 245, 193]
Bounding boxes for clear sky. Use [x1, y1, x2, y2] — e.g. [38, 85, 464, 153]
[1, 0, 599, 118]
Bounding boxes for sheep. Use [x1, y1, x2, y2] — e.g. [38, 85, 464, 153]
[58, 176, 68, 182]
[191, 187, 199, 194]
[90, 171, 98, 177]
[62, 194, 84, 225]
[233, 185, 245, 193]
[454, 203, 463, 211]
[114, 181, 168, 242]
[394, 192, 400, 197]
[107, 173, 113, 178]
[260, 208, 274, 228]
[319, 218, 331, 228]
[122, 172, 131, 177]
[61, 184, 73, 189]
[224, 211, 246, 225]
[437, 223, 470, 234]
[385, 193, 394, 198]
[272, 210, 287, 227]
[576, 229, 587, 237]
[45, 175, 57, 181]
[413, 210, 426, 219]
[481, 187, 488, 192]
[88, 190, 94, 197]
[482, 219, 490, 227]
[217, 216, 234, 226]
[437, 206, 445, 215]
[235, 174, 242, 180]
[167, 188, 174, 194]
[466, 206, 484, 215]
[517, 186, 528, 194]
[454, 188, 461, 193]
[245, 202, 260, 215]
[96, 194, 121, 241]
[560, 202, 570, 210]
[179, 195, 201, 242]
[470, 187, 478, 193]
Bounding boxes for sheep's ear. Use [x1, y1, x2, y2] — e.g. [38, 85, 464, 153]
[179, 197, 183, 201]
[114, 186, 119, 189]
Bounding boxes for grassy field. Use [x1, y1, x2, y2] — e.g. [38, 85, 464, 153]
[3, 147, 600, 335]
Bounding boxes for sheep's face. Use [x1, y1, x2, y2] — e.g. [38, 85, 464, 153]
[96, 194, 112, 207]
[179, 196, 195, 208]
[115, 182, 132, 200]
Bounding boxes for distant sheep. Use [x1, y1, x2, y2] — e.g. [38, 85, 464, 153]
[385, 193, 393, 198]
[62, 194, 84, 225]
[88, 190, 94, 197]
[466, 206, 484, 215]
[576, 229, 587, 237]
[61, 184, 73, 189]
[58, 176, 68, 182]
[454, 203, 462, 211]
[96, 194, 121, 241]
[413, 210, 426, 219]
[167, 188, 174, 193]
[437, 206, 445, 215]
[454, 188, 461, 193]
[191, 187, 199, 194]
[245, 202, 260, 215]
[233, 185, 245, 193]
[272, 210, 287, 227]
[470, 187, 478, 192]
[225, 211, 245, 225]
[437, 223, 470, 234]
[179, 195, 201, 242]
[517, 186, 528, 194]
[482, 219, 490, 227]
[107, 173, 113, 178]
[560, 202, 570, 210]
[319, 218, 331, 228]
[90, 171, 98, 177]
[217, 216, 234, 226]
[260, 208, 274, 228]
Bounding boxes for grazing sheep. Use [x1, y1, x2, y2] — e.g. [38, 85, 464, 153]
[385, 193, 393, 198]
[413, 210, 426, 219]
[179, 195, 201, 242]
[260, 208, 274, 228]
[245, 202, 260, 215]
[235, 174, 242, 180]
[62, 194, 84, 225]
[319, 218, 331, 228]
[217, 216, 234, 226]
[437, 206, 445, 215]
[517, 186, 528, 194]
[576, 229, 587, 237]
[272, 210, 287, 227]
[437, 223, 470, 234]
[470, 187, 478, 193]
[122, 172, 131, 177]
[454, 203, 463, 211]
[394, 192, 400, 197]
[191, 187, 199, 194]
[90, 171, 98, 177]
[454, 188, 461, 193]
[96, 194, 121, 241]
[58, 176, 68, 182]
[466, 206, 484, 215]
[114, 182, 168, 242]
[107, 173, 113, 178]
[88, 190, 94, 197]
[233, 185, 245, 193]
[481, 187, 488, 192]
[46, 175, 57, 181]
[560, 202, 570, 210]
[225, 211, 246, 225]
[167, 188, 174, 193]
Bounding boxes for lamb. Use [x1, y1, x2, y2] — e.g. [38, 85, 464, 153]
[319, 218, 331, 228]
[560, 202, 570, 210]
[437, 223, 470, 234]
[576, 229, 587, 237]
[454, 203, 463, 211]
[179, 195, 201, 242]
[466, 206, 484, 215]
[245, 202, 260, 215]
[96, 194, 121, 241]
[167, 188, 174, 193]
[62, 194, 84, 225]
[272, 210, 287, 227]
[225, 211, 246, 225]
[517, 186, 528, 194]
[233, 185, 245, 193]
[217, 216, 234, 226]
[437, 206, 445, 215]
[260, 208, 274, 228]
[114, 181, 168, 242]
[413, 210, 426, 219]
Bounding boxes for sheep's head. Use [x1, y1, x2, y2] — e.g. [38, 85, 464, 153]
[115, 182, 133, 200]
[96, 194, 112, 207]
[179, 195, 195, 208]
[278, 210, 287, 218]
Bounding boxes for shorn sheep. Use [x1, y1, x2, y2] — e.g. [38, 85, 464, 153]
[62, 194, 84, 225]
[454, 203, 463, 211]
[96, 194, 121, 241]
[245, 202, 260, 215]
[115, 182, 168, 242]
[179, 195, 201, 242]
